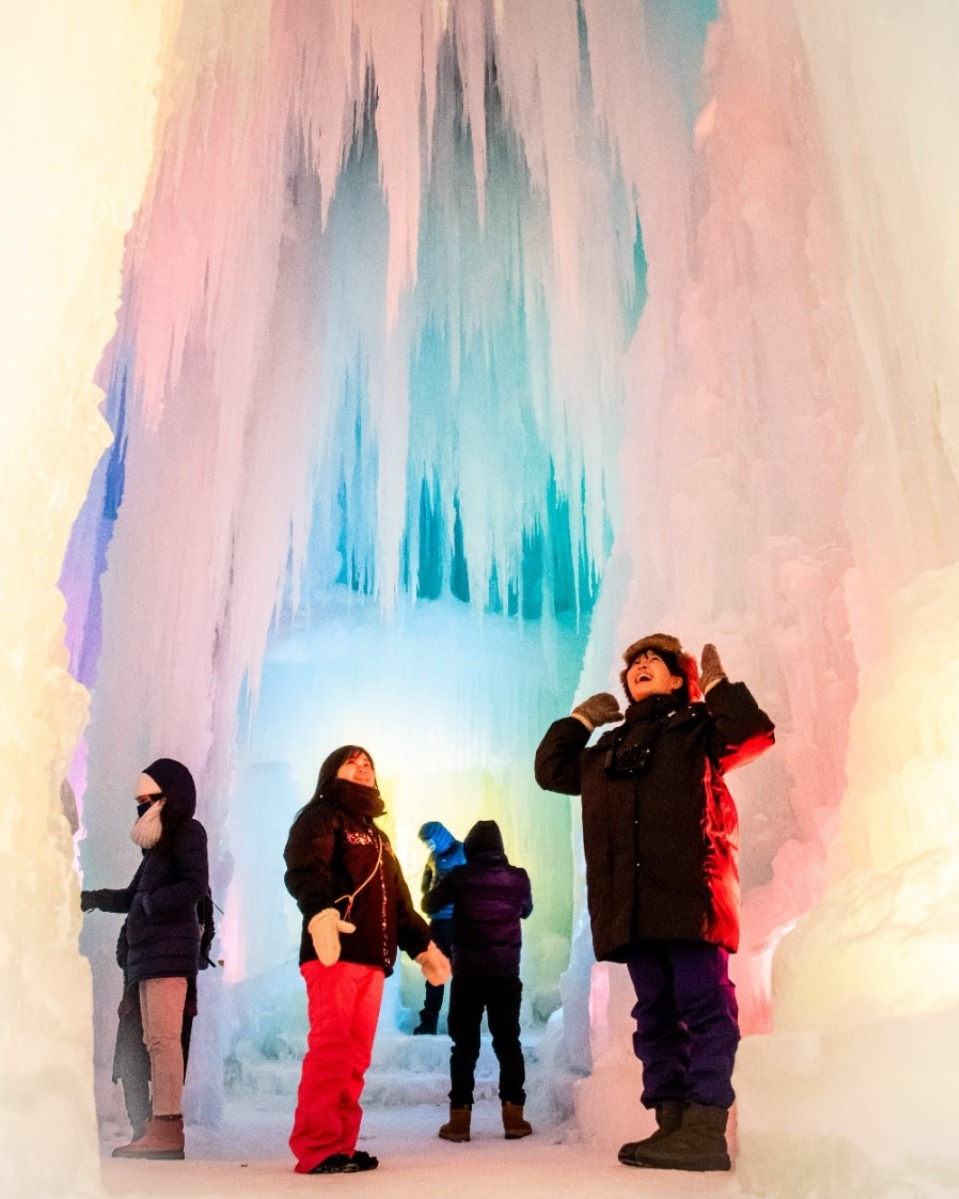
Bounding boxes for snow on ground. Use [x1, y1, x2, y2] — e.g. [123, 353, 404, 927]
[97, 1030, 756, 1199]
[100, 1097, 751, 1199]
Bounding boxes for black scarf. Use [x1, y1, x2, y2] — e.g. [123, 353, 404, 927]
[324, 778, 386, 819]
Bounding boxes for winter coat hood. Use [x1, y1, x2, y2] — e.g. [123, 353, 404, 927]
[419, 820, 455, 854]
[464, 820, 505, 860]
[141, 758, 196, 820]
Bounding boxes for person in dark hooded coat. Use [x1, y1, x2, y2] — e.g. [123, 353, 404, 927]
[283, 745, 450, 1175]
[535, 636, 774, 1173]
[413, 820, 466, 1034]
[423, 819, 533, 1143]
[81, 757, 208, 1162]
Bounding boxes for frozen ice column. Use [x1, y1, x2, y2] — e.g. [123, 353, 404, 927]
[0, 4, 180, 1196]
[736, 570, 959, 1196]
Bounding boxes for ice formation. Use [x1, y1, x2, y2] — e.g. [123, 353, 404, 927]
[3, 0, 959, 1195]
[0, 4, 181, 1197]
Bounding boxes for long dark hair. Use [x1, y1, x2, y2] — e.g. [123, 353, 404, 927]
[310, 744, 378, 802]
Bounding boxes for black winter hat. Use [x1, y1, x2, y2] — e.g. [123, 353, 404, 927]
[464, 819, 505, 860]
[141, 758, 196, 820]
[315, 745, 377, 795]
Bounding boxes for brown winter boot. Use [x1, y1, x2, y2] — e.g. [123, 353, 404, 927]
[620, 1102, 730, 1172]
[438, 1106, 471, 1142]
[618, 1100, 685, 1163]
[112, 1114, 185, 1160]
[502, 1101, 532, 1139]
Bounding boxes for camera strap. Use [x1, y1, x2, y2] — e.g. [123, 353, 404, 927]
[604, 704, 698, 775]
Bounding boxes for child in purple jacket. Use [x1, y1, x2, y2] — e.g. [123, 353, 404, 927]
[423, 819, 533, 1143]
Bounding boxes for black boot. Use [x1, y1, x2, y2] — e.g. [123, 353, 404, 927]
[618, 1100, 685, 1164]
[620, 1102, 730, 1172]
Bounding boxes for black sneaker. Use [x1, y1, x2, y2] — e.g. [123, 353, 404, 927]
[310, 1153, 353, 1174]
[412, 1023, 437, 1035]
[349, 1150, 379, 1172]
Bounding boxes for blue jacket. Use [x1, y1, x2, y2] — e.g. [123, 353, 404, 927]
[418, 821, 466, 921]
[423, 820, 532, 978]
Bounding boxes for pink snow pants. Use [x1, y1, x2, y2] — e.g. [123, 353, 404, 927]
[290, 959, 385, 1172]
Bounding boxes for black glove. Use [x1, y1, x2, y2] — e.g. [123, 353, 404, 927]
[80, 890, 95, 912]
[571, 692, 623, 730]
[699, 644, 727, 694]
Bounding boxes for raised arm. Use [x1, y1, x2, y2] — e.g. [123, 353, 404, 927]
[534, 716, 591, 795]
[701, 656, 775, 771]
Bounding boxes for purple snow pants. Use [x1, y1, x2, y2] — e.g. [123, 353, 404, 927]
[625, 941, 740, 1110]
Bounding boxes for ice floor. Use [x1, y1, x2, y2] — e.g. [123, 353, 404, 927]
[100, 1098, 750, 1199]
[97, 1031, 756, 1199]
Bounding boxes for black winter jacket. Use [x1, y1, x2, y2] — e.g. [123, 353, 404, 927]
[84, 820, 209, 984]
[423, 820, 532, 978]
[535, 679, 774, 960]
[284, 784, 430, 974]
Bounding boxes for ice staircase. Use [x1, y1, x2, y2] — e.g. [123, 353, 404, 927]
[225, 1026, 540, 1107]
[364, 1029, 540, 1106]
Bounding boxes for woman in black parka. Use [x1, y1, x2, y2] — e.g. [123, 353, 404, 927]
[535, 635, 774, 1173]
[81, 757, 208, 1162]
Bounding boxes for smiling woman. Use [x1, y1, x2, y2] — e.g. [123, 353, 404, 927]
[281, 744, 449, 1174]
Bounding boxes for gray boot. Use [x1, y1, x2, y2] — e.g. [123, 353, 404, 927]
[618, 1100, 685, 1164]
[620, 1102, 730, 1172]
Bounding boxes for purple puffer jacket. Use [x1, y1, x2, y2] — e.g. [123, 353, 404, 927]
[423, 820, 532, 978]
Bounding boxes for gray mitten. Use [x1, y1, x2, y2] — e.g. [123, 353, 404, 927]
[571, 692, 624, 730]
[699, 644, 727, 694]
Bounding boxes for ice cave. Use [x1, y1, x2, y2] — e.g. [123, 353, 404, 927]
[3, 1, 959, 1196]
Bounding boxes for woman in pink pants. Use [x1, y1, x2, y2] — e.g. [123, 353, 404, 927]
[283, 745, 449, 1174]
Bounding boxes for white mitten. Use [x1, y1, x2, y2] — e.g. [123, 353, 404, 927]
[308, 907, 356, 966]
[416, 940, 451, 986]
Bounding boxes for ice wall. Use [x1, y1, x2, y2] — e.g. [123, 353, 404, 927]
[77, 0, 637, 1091]
[0, 3, 181, 1196]
[733, 5, 959, 1192]
[228, 592, 583, 1031]
[567, 6, 959, 1188]
[58, 1, 959, 1193]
